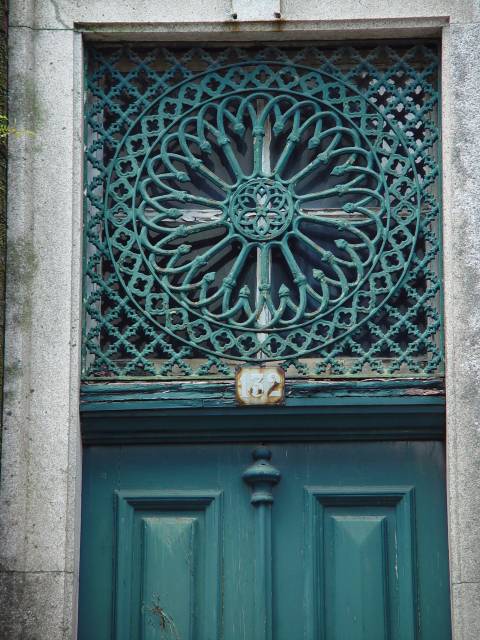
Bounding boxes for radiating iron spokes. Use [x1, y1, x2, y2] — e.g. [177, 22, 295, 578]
[103, 56, 425, 363]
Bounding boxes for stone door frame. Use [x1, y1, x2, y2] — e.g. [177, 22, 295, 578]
[1, 2, 480, 638]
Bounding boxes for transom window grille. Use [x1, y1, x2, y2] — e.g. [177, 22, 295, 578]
[83, 43, 442, 380]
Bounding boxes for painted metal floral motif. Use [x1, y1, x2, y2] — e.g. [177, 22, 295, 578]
[85, 45, 442, 378]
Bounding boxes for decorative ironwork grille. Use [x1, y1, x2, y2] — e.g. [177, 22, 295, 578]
[83, 43, 442, 380]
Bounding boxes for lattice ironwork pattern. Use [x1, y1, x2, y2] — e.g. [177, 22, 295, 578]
[83, 43, 442, 379]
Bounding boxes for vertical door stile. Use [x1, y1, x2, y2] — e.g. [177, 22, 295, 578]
[242, 447, 281, 640]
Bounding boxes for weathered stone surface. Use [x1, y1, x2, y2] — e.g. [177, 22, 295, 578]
[451, 582, 480, 640]
[440, 21, 480, 638]
[0, 571, 74, 640]
[0, 571, 24, 638]
[8, 0, 480, 30]
[443, 21, 480, 585]
[9, 0, 231, 29]
[284, 0, 478, 23]
[0, 23, 82, 639]
[0, 24, 36, 575]
[2, 2, 480, 640]
[232, 0, 280, 21]
[0, 26, 78, 573]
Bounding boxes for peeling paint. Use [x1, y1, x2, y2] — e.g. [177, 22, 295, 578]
[146, 594, 180, 639]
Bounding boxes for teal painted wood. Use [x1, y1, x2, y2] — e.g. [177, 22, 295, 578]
[243, 448, 281, 640]
[79, 440, 451, 640]
[304, 487, 416, 639]
[114, 490, 222, 640]
[327, 515, 389, 638]
[141, 518, 196, 640]
[80, 379, 444, 411]
[80, 398, 445, 444]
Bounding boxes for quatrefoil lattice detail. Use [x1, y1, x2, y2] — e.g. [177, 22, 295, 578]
[105, 66, 420, 361]
[84, 44, 442, 378]
[229, 179, 293, 241]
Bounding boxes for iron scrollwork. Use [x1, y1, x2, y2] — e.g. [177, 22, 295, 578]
[84, 45, 442, 378]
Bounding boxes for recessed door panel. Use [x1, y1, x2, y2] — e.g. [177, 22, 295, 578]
[324, 513, 390, 639]
[303, 488, 416, 640]
[114, 490, 222, 640]
[79, 440, 451, 640]
[79, 444, 256, 640]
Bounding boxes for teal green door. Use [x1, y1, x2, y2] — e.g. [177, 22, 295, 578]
[79, 439, 451, 640]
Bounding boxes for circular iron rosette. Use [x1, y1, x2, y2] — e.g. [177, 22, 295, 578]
[105, 62, 421, 362]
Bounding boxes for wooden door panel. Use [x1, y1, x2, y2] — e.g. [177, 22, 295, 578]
[79, 440, 451, 640]
[79, 444, 256, 640]
[270, 442, 450, 640]
[304, 488, 415, 640]
[114, 490, 222, 640]
[323, 511, 390, 639]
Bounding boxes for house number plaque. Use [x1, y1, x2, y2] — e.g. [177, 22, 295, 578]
[235, 366, 285, 406]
